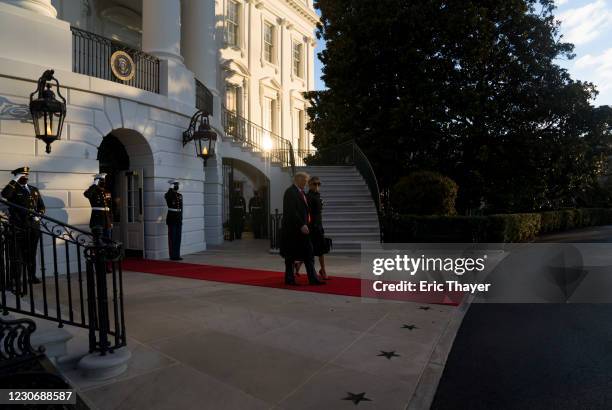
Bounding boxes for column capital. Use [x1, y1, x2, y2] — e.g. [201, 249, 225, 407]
[3, 0, 57, 18]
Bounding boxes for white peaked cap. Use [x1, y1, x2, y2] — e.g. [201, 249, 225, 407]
[168, 179, 179, 185]
[94, 173, 107, 180]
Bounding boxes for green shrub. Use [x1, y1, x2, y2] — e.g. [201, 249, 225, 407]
[385, 208, 612, 243]
[486, 213, 541, 242]
[391, 171, 458, 216]
[386, 215, 488, 242]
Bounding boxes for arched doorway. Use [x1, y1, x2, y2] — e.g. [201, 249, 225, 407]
[98, 130, 152, 257]
[222, 158, 270, 241]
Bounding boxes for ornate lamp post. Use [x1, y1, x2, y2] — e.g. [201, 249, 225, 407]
[183, 110, 217, 168]
[29, 70, 67, 154]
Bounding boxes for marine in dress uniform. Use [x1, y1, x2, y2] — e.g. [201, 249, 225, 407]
[83, 174, 113, 239]
[1, 166, 46, 292]
[165, 179, 183, 261]
[248, 190, 264, 239]
[230, 189, 246, 240]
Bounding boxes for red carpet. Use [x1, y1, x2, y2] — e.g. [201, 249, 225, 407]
[122, 259, 462, 306]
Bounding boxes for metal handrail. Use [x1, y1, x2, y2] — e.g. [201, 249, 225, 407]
[222, 107, 296, 175]
[304, 140, 383, 241]
[71, 26, 160, 93]
[0, 197, 126, 355]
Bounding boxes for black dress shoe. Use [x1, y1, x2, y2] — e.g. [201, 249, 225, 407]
[309, 280, 325, 286]
[285, 281, 300, 286]
[170, 257, 183, 261]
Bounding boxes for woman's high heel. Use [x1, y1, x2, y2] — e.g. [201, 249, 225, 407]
[319, 269, 329, 280]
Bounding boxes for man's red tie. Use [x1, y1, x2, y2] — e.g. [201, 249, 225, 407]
[300, 189, 311, 224]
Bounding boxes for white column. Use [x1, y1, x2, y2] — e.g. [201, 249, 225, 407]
[142, 0, 194, 104]
[142, 0, 182, 63]
[2, 0, 57, 17]
[182, 0, 218, 94]
[182, 0, 223, 245]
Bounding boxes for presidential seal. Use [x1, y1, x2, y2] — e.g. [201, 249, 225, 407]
[110, 50, 135, 82]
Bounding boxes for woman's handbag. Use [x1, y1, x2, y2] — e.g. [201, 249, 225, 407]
[323, 237, 332, 254]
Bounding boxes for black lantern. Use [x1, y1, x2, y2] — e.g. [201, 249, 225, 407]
[183, 110, 217, 168]
[29, 70, 67, 154]
[30, 70, 66, 154]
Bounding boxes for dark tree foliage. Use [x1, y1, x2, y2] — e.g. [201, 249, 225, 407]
[305, 0, 612, 213]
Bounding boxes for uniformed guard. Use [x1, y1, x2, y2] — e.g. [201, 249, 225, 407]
[230, 188, 246, 240]
[165, 179, 183, 260]
[1, 166, 46, 292]
[83, 174, 113, 239]
[248, 190, 264, 239]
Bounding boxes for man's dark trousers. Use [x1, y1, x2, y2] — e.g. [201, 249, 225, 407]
[168, 224, 182, 260]
[284, 239, 318, 284]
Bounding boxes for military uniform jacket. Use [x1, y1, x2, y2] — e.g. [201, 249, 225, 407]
[164, 189, 183, 225]
[249, 196, 263, 214]
[1, 180, 45, 227]
[230, 195, 246, 215]
[84, 184, 113, 229]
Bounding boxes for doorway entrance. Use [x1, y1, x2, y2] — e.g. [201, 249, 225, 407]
[222, 158, 270, 241]
[98, 134, 145, 257]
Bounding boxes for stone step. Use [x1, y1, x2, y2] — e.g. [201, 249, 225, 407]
[298, 166, 356, 170]
[323, 209, 378, 216]
[321, 199, 374, 206]
[330, 241, 377, 251]
[323, 205, 374, 211]
[319, 187, 371, 193]
[6, 312, 73, 361]
[328, 232, 380, 240]
[321, 192, 372, 199]
[325, 226, 380, 234]
[323, 212, 378, 219]
[324, 219, 379, 226]
[318, 179, 366, 185]
[304, 173, 362, 179]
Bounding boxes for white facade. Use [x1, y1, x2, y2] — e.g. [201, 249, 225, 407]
[0, 0, 318, 259]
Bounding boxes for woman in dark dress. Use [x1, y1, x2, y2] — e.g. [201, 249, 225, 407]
[306, 176, 329, 279]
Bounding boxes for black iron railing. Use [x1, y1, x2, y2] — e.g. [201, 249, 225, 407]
[71, 26, 160, 94]
[0, 198, 126, 355]
[269, 209, 283, 251]
[222, 108, 296, 175]
[305, 140, 383, 242]
[196, 79, 214, 116]
[295, 149, 316, 167]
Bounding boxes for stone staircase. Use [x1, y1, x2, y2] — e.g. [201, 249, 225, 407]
[298, 166, 381, 252]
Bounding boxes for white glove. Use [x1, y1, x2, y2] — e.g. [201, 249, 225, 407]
[13, 174, 25, 182]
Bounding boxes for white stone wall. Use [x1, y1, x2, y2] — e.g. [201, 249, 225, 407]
[216, 0, 318, 150]
[0, 55, 206, 260]
[0, 0, 303, 262]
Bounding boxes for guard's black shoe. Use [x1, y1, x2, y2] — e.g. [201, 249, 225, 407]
[170, 257, 183, 261]
[30, 278, 41, 284]
[285, 281, 300, 286]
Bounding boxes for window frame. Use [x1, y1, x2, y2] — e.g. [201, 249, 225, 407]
[226, 0, 240, 48]
[292, 41, 303, 78]
[263, 21, 275, 64]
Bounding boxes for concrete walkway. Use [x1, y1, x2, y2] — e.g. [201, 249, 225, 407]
[57, 239, 459, 410]
[433, 225, 612, 410]
[183, 237, 363, 277]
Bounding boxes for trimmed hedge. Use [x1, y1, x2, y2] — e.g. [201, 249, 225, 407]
[386, 208, 612, 243]
[391, 171, 458, 215]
